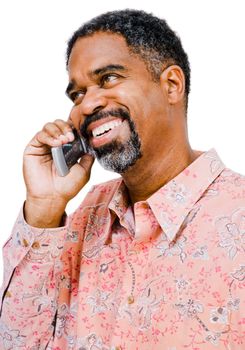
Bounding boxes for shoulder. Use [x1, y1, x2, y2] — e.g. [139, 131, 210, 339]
[215, 167, 245, 188]
[198, 167, 245, 246]
[205, 168, 245, 257]
[204, 167, 245, 209]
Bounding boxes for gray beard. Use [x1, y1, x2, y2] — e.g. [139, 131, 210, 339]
[89, 128, 142, 174]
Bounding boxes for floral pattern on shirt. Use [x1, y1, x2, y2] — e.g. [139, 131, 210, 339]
[0, 149, 244, 350]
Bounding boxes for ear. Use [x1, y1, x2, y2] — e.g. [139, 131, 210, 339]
[160, 65, 185, 105]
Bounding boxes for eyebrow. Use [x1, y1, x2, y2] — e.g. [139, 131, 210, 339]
[65, 64, 127, 97]
[92, 64, 127, 77]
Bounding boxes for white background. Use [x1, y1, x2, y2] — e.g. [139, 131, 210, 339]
[0, 0, 245, 280]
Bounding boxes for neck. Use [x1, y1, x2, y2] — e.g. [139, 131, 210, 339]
[122, 141, 201, 203]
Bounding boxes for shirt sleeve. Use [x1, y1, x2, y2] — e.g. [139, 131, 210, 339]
[0, 207, 67, 349]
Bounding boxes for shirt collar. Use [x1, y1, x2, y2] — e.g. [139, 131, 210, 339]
[147, 148, 225, 242]
[108, 179, 130, 220]
[108, 149, 225, 242]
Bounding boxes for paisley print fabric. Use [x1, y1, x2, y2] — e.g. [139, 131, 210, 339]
[0, 149, 244, 349]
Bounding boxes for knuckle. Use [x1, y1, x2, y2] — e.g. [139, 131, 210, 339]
[54, 118, 64, 124]
[43, 122, 53, 130]
[53, 119, 71, 132]
[43, 122, 61, 136]
[35, 130, 43, 139]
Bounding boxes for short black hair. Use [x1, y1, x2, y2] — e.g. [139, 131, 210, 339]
[66, 9, 191, 107]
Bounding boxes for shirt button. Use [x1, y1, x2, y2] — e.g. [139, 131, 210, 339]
[22, 238, 29, 247]
[127, 295, 134, 304]
[31, 241, 40, 249]
[5, 290, 12, 298]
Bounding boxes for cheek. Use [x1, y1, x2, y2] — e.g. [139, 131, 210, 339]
[136, 91, 169, 142]
[111, 86, 134, 107]
[68, 105, 83, 130]
[118, 82, 164, 113]
[114, 85, 145, 123]
[114, 85, 155, 131]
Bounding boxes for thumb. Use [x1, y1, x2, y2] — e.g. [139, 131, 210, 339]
[78, 153, 95, 174]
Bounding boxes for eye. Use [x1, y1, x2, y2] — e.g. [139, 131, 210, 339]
[100, 74, 118, 87]
[70, 91, 85, 105]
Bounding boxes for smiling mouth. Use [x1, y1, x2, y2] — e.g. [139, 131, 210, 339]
[86, 117, 130, 149]
[81, 108, 131, 141]
[91, 119, 123, 138]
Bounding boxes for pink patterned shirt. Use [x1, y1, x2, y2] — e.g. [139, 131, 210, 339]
[0, 149, 244, 350]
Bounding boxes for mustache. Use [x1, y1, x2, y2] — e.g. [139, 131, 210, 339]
[80, 108, 131, 139]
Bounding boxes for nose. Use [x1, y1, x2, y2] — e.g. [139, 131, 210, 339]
[80, 86, 108, 116]
[69, 86, 109, 132]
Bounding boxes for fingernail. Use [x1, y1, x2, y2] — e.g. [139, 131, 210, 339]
[66, 131, 74, 142]
[53, 138, 61, 145]
[58, 134, 67, 142]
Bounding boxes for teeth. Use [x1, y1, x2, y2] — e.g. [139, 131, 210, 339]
[92, 120, 122, 138]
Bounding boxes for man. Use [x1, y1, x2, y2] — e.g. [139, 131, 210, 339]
[0, 9, 244, 350]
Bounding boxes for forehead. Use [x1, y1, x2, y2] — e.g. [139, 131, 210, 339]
[67, 32, 145, 77]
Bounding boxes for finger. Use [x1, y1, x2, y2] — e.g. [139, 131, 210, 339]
[34, 130, 63, 148]
[42, 121, 74, 144]
[78, 154, 95, 173]
[53, 119, 75, 142]
[70, 154, 95, 179]
[24, 130, 59, 157]
[65, 154, 94, 187]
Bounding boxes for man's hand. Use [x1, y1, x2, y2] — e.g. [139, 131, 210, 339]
[23, 119, 94, 228]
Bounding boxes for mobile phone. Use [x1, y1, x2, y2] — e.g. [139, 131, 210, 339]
[51, 130, 88, 176]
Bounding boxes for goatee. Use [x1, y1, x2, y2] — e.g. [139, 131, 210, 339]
[81, 108, 142, 173]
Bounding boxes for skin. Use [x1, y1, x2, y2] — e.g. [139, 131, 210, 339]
[23, 32, 200, 228]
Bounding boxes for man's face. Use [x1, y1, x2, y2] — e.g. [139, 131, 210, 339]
[67, 32, 170, 173]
